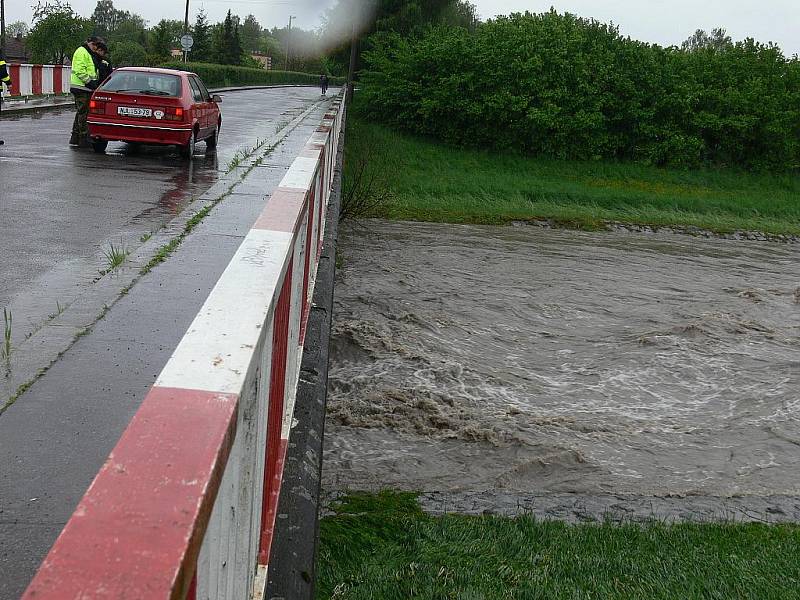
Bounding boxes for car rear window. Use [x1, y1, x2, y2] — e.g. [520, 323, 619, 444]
[101, 72, 181, 97]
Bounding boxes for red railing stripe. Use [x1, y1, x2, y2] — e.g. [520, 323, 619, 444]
[9, 64, 20, 96]
[22, 387, 239, 600]
[53, 66, 63, 95]
[258, 261, 293, 564]
[31, 65, 43, 95]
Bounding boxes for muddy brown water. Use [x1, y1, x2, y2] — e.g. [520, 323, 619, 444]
[322, 220, 800, 520]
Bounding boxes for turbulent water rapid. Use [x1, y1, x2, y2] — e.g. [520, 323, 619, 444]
[322, 220, 800, 518]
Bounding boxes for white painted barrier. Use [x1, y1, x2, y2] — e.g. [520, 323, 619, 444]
[6, 64, 72, 97]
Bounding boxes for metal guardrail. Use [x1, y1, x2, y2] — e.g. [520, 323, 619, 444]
[21, 93, 346, 600]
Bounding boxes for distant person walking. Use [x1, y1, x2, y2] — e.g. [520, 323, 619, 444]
[320, 73, 329, 96]
[69, 36, 108, 147]
[0, 56, 12, 146]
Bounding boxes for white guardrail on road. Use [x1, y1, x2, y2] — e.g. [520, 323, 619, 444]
[21, 93, 346, 599]
[5, 64, 73, 97]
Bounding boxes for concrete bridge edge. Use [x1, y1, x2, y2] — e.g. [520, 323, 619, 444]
[265, 100, 347, 600]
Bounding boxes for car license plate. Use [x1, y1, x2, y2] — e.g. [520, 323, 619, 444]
[117, 106, 152, 117]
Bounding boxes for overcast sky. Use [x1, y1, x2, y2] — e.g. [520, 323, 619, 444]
[7, 0, 799, 56]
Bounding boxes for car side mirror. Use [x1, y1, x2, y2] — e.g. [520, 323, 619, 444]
[212, 94, 222, 103]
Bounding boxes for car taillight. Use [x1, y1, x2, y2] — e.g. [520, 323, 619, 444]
[165, 107, 184, 121]
[89, 100, 105, 114]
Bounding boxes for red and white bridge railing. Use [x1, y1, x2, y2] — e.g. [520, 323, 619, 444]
[4, 64, 73, 97]
[22, 94, 345, 599]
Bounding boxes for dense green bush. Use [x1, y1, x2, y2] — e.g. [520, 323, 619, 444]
[160, 62, 346, 89]
[359, 11, 800, 171]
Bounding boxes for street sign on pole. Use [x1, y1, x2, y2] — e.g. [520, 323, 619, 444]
[182, 0, 190, 63]
[180, 34, 194, 51]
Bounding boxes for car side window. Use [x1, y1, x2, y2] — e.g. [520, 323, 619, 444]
[195, 78, 212, 102]
[188, 78, 203, 102]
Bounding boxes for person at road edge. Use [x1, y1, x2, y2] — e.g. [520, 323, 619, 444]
[0, 56, 12, 146]
[69, 36, 109, 147]
[320, 73, 329, 97]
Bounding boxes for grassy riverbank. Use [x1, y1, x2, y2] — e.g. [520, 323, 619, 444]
[346, 117, 800, 235]
[317, 491, 800, 600]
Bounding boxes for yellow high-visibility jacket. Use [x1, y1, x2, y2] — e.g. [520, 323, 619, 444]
[70, 45, 97, 88]
[0, 60, 10, 87]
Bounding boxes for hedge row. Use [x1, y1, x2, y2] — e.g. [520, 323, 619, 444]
[360, 12, 800, 171]
[160, 62, 346, 89]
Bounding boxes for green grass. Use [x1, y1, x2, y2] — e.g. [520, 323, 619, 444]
[100, 241, 130, 273]
[317, 491, 800, 600]
[346, 117, 800, 235]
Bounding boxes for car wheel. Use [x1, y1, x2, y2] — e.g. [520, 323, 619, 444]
[206, 124, 220, 149]
[92, 139, 109, 154]
[180, 130, 196, 159]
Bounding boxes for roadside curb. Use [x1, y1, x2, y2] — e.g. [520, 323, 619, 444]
[2, 98, 74, 114]
[0, 94, 330, 414]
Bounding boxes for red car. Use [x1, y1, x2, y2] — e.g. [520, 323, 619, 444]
[87, 67, 221, 158]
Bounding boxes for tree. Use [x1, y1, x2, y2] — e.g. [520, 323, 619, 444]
[440, 1, 479, 31]
[325, 0, 479, 38]
[148, 19, 178, 61]
[682, 28, 733, 52]
[191, 9, 212, 62]
[213, 11, 242, 65]
[270, 25, 322, 71]
[240, 14, 261, 53]
[89, 0, 148, 63]
[7, 21, 31, 38]
[90, 0, 118, 36]
[321, 0, 480, 76]
[260, 32, 283, 60]
[109, 39, 146, 66]
[27, 1, 91, 64]
[110, 15, 147, 46]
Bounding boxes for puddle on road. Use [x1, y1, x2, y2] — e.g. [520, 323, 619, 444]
[323, 220, 800, 501]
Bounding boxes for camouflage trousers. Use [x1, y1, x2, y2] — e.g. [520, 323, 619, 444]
[71, 92, 91, 139]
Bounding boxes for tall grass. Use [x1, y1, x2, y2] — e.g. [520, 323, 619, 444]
[346, 116, 800, 235]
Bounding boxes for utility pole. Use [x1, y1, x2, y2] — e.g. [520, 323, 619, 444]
[1, 0, 6, 59]
[284, 15, 295, 71]
[183, 0, 190, 63]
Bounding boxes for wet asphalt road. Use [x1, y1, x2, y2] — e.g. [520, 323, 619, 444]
[0, 87, 318, 345]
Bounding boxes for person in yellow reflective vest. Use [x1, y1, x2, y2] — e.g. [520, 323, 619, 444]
[69, 36, 106, 147]
[0, 57, 12, 146]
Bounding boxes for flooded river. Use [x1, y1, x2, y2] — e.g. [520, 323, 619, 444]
[322, 220, 800, 519]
